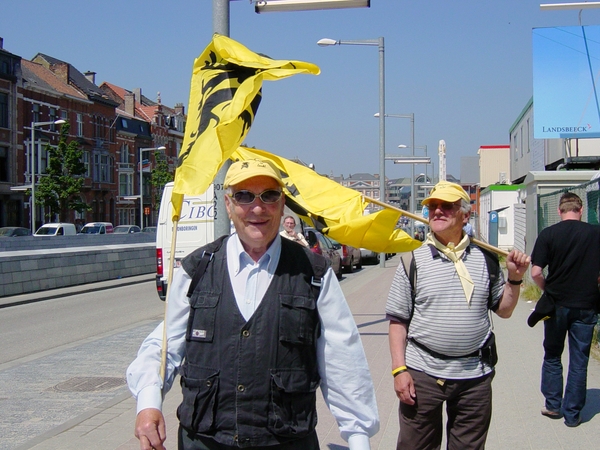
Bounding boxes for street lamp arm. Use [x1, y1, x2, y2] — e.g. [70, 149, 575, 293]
[31, 119, 66, 128]
[318, 38, 380, 47]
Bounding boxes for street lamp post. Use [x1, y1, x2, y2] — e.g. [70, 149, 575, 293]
[318, 37, 385, 267]
[30, 119, 66, 234]
[376, 112, 415, 235]
[139, 146, 166, 229]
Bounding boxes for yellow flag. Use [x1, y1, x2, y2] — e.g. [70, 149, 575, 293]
[230, 147, 421, 253]
[231, 147, 366, 224]
[171, 34, 320, 219]
[324, 209, 422, 254]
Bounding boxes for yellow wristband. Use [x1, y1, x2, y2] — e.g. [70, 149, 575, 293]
[392, 366, 408, 377]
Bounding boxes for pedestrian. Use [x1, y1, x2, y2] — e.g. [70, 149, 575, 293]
[385, 180, 530, 450]
[127, 159, 379, 450]
[530, 192, 600, 427]
[463, 221, 474, 238]
[279, 215, 309, 247]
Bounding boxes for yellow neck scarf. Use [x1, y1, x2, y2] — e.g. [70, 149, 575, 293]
[424, 232, 474, 305]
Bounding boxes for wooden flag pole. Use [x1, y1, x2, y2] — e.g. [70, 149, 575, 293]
[159, 217, 180, 391]
[364, 196, 509, 258]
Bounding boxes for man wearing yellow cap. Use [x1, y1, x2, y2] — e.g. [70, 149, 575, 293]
[128, 159, 379, 450]
[386, 181, 530, 450]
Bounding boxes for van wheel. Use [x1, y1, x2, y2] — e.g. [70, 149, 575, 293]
[356, 257, 362, 270]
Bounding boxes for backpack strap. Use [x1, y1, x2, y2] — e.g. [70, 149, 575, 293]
[473, 244, 500, 310]
[399, 251, 416, 322]
[299, 242, 329, 300]
[186, 251, 215, 298]
[185, 235, 228, 298]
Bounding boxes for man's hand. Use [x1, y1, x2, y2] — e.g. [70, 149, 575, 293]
[393, 372, 416, 405]
[135, 408, 166, 450]
[506, 249, 531, 281]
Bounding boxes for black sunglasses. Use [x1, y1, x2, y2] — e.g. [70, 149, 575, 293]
[229, 189, 283, 205]
[428, 201, 458, 211]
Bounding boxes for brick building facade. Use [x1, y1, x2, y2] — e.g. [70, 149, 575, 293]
[0, 38, 185, 230]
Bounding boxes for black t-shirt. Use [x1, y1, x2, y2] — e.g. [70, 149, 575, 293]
[531, 219, 600, 309]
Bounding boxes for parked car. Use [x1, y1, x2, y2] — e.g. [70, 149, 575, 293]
[79, 222, 114, 235]
[142, 226, 157, 234]
[0, 226, 32, 237]
[34, 223, 77, 237]
[113, 225, 141, 234]
[360, 248, 379, 265]
[330, 239, 362, 273]
[303, 228, 342, 279]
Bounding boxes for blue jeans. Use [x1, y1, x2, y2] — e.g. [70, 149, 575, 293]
[541, 305, 598, 424]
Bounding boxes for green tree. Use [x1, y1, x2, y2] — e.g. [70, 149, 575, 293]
[36, 122, 90, 221]
[150, 150, 174, 209]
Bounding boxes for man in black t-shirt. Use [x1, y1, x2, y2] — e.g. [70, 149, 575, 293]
[531, 192, 600, 428]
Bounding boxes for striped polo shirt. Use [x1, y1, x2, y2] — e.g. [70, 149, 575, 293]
[386, 243, 505, 380]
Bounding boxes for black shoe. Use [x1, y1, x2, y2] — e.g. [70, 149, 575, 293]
[541, 408, 562, 419]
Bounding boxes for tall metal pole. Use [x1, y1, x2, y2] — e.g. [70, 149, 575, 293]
[377, 37, 386, 268]
[139, 147, 144, 229]
[213, 0, 231, 239]
[409, 114, 415, 238]
[30, 122, 36, 234]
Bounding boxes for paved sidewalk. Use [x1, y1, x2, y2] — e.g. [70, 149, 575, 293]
[10, 257, 600, 449]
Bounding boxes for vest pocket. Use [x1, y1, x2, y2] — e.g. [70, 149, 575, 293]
[279, 295, 318, 345]
[267, 368, 318, 438]
[177, 364, 220, 433]
[187, 294, 219, 342]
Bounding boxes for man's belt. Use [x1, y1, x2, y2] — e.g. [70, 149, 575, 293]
[409, 337, 483, 360]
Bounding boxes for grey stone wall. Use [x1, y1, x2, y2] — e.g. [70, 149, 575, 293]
[0, 241, 155, 297]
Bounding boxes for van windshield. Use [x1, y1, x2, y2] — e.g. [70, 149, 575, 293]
[80, 226, 101, 234]
[36, 227, 57, 235]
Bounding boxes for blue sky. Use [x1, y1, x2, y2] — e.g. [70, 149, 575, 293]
[3, 1, 600, 180]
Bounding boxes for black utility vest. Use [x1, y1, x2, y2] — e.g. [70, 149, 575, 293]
[178, 237, 326, 448]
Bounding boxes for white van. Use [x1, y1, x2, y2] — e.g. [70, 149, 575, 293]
[34, 223, 77, 237]
[155, 182, 215, 300]
[79, 222, 114, 235]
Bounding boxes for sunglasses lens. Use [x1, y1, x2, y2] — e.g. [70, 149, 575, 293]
[233, 191, 256, 204]
[260, 190, 282, 203]
[430, 201, 455, 211]
[232, 190, 282, 204]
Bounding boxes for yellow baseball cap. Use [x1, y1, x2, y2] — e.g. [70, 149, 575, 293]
[422, 181, 470, 206]
[224, 159, 285, 189]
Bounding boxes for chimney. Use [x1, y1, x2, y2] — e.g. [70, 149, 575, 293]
[0, 37, 3, 50]
[133, 88, 142, 104]
[51, 62, 70, 84]
[84, 71, 96, 84]
[175, 103, 185, 115]
[124, 92, 135, 116]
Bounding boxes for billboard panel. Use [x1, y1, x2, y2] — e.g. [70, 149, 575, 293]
[533, 25, 600, 139]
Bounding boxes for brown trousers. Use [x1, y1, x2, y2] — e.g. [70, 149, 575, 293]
[398, 368, 494, 450]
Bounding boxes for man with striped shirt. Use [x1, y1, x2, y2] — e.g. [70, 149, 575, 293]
[386, 181, 530, 450]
